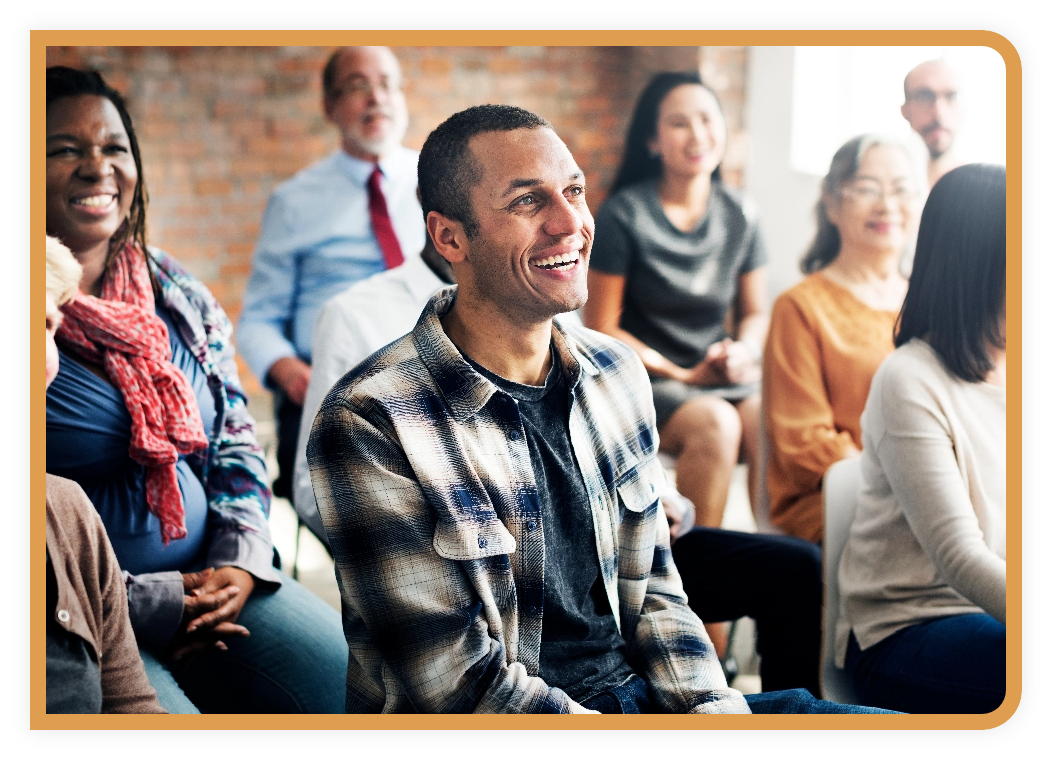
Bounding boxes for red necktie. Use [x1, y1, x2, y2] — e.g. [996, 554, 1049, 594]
[367, 166, 405, 269]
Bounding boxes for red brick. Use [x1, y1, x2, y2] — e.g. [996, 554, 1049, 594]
[195, 179, 233, 196]
[226, 241, 256, 256]
[220, 261, 253, 278]
[421, 58, 451, 76]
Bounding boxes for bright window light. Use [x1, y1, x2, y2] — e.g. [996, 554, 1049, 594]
[790, 46, 1007, 177]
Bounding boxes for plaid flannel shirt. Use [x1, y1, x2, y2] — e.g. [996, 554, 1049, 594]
[308, 287, 749, 714]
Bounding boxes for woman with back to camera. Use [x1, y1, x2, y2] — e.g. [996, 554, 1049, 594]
[836, 164, 1006, 714]
[584, 71, 768, 530]
[44, 66, 347, 714]
[763, 134, 921, 544]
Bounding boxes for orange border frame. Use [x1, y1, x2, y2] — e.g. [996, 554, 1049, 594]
[30, 29, 1022, 731]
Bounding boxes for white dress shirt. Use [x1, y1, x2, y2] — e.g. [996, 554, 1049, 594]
[292, 253, 447, 538]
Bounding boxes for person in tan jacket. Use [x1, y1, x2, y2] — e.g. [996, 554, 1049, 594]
[763, 135, 921, 543]
[44, 235, 165, 714]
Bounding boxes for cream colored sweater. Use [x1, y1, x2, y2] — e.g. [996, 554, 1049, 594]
[835, 339, 1006, 666]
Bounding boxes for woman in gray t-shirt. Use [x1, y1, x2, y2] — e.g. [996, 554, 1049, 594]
[584, 72, 769, 529]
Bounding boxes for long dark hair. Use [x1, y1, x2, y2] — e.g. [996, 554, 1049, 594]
[895, 163, 1006, 383]
[46, 66, 149, 269]
[610, 71, 724, 194]
[800, 134, 913, 274]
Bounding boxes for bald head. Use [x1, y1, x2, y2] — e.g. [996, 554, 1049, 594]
[903, 60, 959, 100]
[321, 46, 408, 162]
[901, 59, 961, 159]
[322, 47, 399, 100]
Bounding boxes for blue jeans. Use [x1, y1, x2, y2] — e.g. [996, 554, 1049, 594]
[141, 573, 348, 714]
[580, 676, 895, 714]
[844, 613, 1005, 714]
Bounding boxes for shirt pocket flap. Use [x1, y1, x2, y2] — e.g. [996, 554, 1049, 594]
[615, 456, 666, 513]
[433, 517, 517, 561]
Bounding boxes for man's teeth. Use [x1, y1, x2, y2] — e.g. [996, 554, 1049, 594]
[73, 195, 115, 208]
[531, 252, 579, 269]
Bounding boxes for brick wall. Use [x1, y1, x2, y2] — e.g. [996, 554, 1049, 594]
[45, 45, 749, 393]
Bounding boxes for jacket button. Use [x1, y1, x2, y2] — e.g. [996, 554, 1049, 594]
[526, 520, 537, 531]
[478, 536, 488, 549]
[57, 609, 71, 624]
[526, 606, 538, 615]
[508, 429, 521, 441]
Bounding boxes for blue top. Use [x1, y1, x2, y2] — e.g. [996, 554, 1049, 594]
[236, 147, 426, 384]
[46, 303, 216, 575]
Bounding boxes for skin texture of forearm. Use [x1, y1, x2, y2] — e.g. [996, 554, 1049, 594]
[736, 312, 768, 357]
[600, 324, 689, 381]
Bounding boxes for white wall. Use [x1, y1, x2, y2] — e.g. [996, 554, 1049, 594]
[743, 46, 821, 302]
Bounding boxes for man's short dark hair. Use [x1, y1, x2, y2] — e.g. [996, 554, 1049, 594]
[418, 104, 551, 238]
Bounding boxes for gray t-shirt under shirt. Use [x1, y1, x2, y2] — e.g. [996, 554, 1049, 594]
[591, 179, 768, 369]
[466, 352, 635, 704]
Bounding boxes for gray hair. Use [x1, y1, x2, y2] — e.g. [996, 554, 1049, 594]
[800, 134, 915, 274]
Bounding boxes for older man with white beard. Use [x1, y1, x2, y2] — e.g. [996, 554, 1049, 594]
[238, 46, 426, 500]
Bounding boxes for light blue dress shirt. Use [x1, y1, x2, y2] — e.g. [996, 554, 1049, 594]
[236, 146, 425, 385]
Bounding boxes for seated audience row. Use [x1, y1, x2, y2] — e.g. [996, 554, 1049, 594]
[305, 102, 894, 715]
[290, 68, 824, 698]
[41, 53, 1005, 716]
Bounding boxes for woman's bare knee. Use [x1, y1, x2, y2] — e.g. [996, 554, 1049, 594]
[665, 396, 742, 459]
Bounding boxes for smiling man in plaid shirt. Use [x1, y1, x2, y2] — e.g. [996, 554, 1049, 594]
[308, 105, 893, 716]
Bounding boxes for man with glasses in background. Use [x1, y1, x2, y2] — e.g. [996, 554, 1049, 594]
[238, 46, 425, 504]
[901, 59, 963, 187]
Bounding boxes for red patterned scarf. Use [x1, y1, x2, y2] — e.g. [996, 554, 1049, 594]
[56, 242, 209, 544]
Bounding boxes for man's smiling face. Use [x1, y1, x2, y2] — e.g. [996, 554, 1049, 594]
[458, 127, 593, 322]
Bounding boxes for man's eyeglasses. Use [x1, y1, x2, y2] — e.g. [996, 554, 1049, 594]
[841, 181, 918, 205]
[332, 77, 404, 100]
[904, 88, 959, 107]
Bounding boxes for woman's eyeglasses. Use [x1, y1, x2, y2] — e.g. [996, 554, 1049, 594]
[841, 181, 918, 205]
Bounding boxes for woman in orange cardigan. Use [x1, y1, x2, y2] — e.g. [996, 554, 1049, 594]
[763, 135, 921, 543]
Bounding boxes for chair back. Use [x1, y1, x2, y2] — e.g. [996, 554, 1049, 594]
[753, 406, 781, 534]
[821, 457, 862, 704]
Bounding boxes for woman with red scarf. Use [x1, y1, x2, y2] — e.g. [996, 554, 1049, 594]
[44, 66, 347, 714]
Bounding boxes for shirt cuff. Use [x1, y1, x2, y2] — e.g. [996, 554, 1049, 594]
[123, 571, 185, 650]
[236, 325, 300, 388]
[206, 528, 284, 590]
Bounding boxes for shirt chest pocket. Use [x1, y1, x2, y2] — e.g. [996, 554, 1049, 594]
[614, 455, 667, 516]
[432, 516, 517, 561]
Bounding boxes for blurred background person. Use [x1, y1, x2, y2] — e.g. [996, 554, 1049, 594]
[44, 66, 347, 714]
[237, 46, 425, 502]
[901, 59, 963, 188]
[45, 235, 165, 715]
[763, 135, 921, 544]
[836, 164, 1006, 714]
[584, 71, 768, 530]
